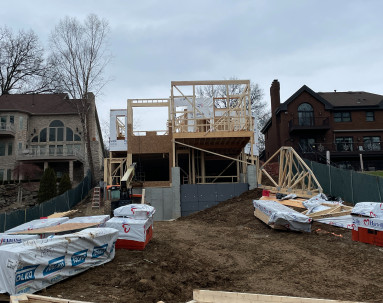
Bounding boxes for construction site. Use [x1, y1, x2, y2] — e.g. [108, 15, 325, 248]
[1, 80, 383, 303]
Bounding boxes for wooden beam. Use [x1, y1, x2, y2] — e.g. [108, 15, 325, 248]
[174, 140, 250, 164]
[171, 80, 250, 86]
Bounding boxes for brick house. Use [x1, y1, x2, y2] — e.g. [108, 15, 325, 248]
[0, 93, 105, 183]
[262, 80, 383, 170]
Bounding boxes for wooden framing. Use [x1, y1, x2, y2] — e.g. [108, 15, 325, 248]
[103, 157, 126, 186]
[10, 294, 93, 303]
[190, 290, 365, 303]
[258, 146, 323, 198]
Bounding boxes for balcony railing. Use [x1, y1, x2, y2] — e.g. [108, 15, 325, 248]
[288, 117, 330, 133]
[297, 141, 383, 154]
[0, 122, 16, 136]
[17, 146, 85, 161]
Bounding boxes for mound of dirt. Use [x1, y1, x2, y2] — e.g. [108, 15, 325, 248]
[39, 189, 383, 303]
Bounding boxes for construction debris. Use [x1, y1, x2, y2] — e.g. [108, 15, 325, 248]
[253, 199, 312, 232]
[10, 293, 94, 303]
[190, 290, 366, 303]
[0, 228, 118, 295]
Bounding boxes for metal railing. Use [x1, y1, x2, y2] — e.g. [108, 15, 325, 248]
[17, 146, 85, 161]
[288, 117, 329, 131]
[297, 141, 383, 154]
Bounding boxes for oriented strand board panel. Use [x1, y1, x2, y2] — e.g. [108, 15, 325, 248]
[47, 210, 78, 218]
[193, 290, 366, 303]
[10, 223, 98, 234]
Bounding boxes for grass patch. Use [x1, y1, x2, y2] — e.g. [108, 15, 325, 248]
[364, 171, 383, 178]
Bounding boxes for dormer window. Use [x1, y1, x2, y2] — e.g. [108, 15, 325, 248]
[298, 103, 314, 126]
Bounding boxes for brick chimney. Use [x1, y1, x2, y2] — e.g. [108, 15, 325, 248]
[270, 79, 280, 115]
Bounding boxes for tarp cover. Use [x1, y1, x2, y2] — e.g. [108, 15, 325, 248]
[0, 227, 118, 295]
[351, 202, 383, 218]
[66, 215, 110, 227]
[113, 204, 155, 219]
[253, 200, 312, 232]
[5, 217, 69, 234]
[0, 234, 39, 246]
[316, 215, 354, 230]
[302, 194, 342, 215]
[106, 217, 152, 242]
[352, 216, 383, 231]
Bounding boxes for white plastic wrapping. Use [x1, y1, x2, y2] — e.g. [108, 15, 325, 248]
[316, 215, 355, 229]
[66, 215, 110, 227]
[113, 204, 155, 219]
[253, 200, 312, 232]
[5, 218, 69, 234]
[0, 234, 40, 246]
[106, 217, 152, 242]
[352, 216, 383, 231]
[0, 227, 118, 295]
[351, 202, 383, 218]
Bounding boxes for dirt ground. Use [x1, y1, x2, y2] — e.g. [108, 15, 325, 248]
[29, 188, 383, 303]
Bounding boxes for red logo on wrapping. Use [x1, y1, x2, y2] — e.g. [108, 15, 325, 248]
[363, 219, 370, 225]
[122, 224, 130, 233]
[131, 207, 137, 214]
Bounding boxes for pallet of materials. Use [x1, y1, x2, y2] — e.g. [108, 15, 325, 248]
[105, 204, 155, 250]
[351, 202, 383, 247]
[253, 199, 312, 232]
[5, 217, 69, 237]
[0, 228, 118, 295]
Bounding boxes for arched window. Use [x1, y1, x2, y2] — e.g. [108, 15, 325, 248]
[298, 103, 314, 126]
[40, 128, 47, 142]
[49, 120, 64, 127]
[66, 127, 73, 141]
[74, 134, 81, 141]
[49, 120, 64, 142]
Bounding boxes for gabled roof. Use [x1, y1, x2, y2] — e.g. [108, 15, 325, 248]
[318, 91, 383, 108]
[277, 85, 333, 113]
[0, 93, 78, 115]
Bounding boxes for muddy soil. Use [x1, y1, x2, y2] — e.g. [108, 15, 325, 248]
[36, 189, 383, 302]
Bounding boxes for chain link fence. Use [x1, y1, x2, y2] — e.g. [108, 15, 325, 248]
[0, 171, 92, 232]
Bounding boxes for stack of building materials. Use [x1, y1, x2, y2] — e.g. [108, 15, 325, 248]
[66, 215, 110, 227]
[301, 194, 353, 229]
[253, 199, 312, 232]
[0, 228, 118, 296]
[106, 204, 155, 250]
[351, 202, 383, 246]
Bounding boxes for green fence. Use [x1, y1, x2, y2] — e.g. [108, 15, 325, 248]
[305, 160, 383, 205]
[0, 171, 92, 233]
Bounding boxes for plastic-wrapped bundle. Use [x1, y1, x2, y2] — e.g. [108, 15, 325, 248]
[0, 228, 118, 295]
[113, 204, 155, 219]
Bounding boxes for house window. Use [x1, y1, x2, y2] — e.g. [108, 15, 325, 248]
[40, 128, 47, 142]
[0, 143, 5, 156]
[74, 134, 81, 141]
[7, 169, 12, 181]
[334, 112, 351, 122]
[299, 138, 315, 153]
[0, 169, 4, 181]
[366, 111, 375, 122]
[18, 142, 22, 152]
[10, 116, 14, 124]
[66, 127, 74, 141]
[0, 117, 6, 130]
[335, 137, 353, 151]
[298, 103, 314, 126]
[19, 117, 23, 130]
[8, 143, 12, 155]
[363, 136, 380, 151]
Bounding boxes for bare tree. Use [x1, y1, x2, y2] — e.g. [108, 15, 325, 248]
[0, 27, 59, 95]
[197, 78, 270, 151]
[49, 14, 111, 184]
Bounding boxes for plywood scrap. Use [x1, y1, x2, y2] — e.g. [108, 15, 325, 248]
[192, 289, 366, 303]
[260, 193, 306, 209]
[10, 222, 98, 235]
[10, 293, 94, 303]
[47, 210, 78, 218]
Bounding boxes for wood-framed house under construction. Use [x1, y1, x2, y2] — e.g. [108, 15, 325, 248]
[104, 80, 258, 219]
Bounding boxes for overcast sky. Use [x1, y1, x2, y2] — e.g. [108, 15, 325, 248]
[2, 0, 383, 134]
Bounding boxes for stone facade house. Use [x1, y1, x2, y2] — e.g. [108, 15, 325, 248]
[0, 93, 104, 183]
[262, 80, 383, 170]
